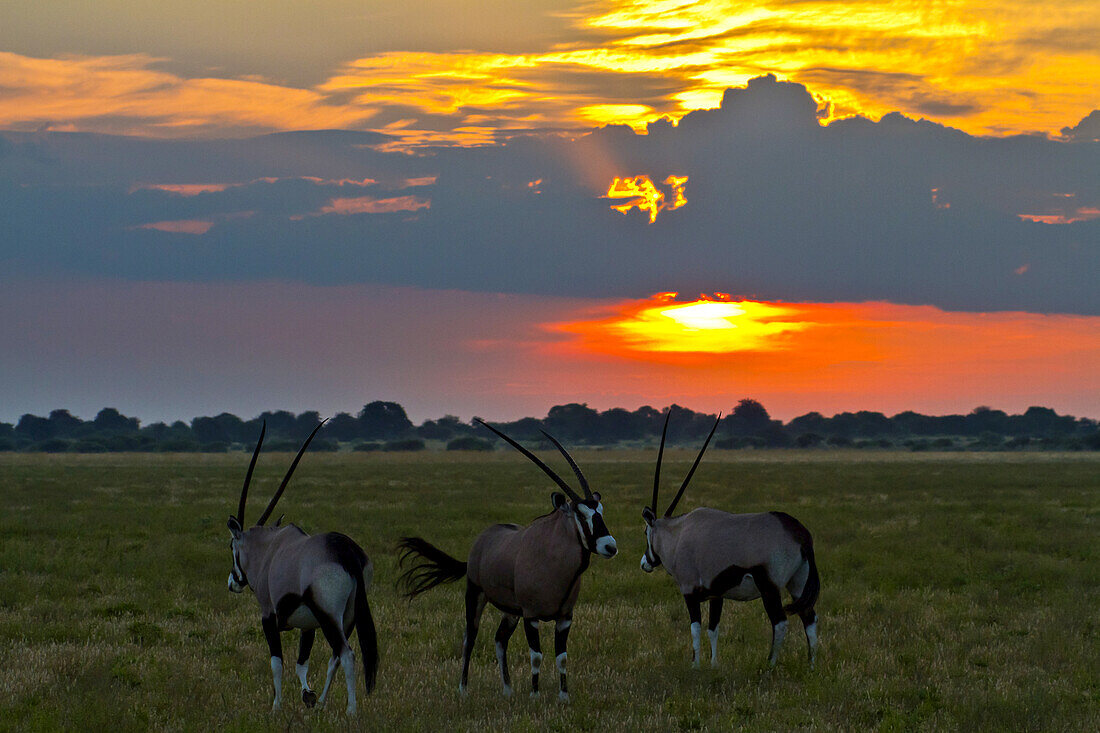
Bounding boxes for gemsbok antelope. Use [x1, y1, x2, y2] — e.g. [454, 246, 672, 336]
[640, 411, 820, 672]
[227, 420, 378, 713]
[396, 419, 617, 702]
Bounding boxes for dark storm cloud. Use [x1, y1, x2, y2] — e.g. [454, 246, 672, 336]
[2, 76, 1097, 313]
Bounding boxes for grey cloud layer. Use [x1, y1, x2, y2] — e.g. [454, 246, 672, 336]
[2, 76, 1097, 313]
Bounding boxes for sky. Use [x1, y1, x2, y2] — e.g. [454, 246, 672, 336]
[1, 1, 1098, 424]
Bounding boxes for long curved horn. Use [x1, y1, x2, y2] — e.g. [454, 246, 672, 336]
[475, 419, 581, 501]
[651, 409, 671, 512]
[237, 421, 266, 524]
[539, 430, 592, 498]
[664, 414, 721, 517]
[256, 418, 328, 526]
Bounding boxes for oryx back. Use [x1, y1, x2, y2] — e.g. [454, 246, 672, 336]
[665, 508, 807, 600]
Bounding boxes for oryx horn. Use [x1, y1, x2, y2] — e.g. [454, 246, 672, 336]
[663, 413, 721, 517]
[237, 421, 266, 524]
[539, 430, 592, 498]
[650, 409, 672, 513]
[474, 419, 581, 501]
[255, 418, 328, 526]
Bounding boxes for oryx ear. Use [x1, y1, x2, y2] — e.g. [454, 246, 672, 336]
[641, 506, 656, 526]
[551, 492, 569, 510]
[274, 514, 284, 527]
[591, 491, 601, 503]
[227, 516, 243, 538]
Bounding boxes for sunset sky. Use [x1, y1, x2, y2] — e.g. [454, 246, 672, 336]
[2, 1, 1098, 423]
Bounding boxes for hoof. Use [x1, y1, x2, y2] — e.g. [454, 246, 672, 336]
[501, 685, 513, 698]
[558, 691, 570, 704]
[529, 691, 540, 699]
[345, 705, 356, 716]
[302, 690, 317, 708]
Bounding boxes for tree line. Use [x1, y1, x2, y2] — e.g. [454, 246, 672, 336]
[3, 400, 1098, 454]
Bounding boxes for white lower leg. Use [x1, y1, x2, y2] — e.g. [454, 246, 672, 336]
[690, 622, 701, 668]
[556, 652, 568, 702]
[805, 621, 818, 669]
[768, 620, 788, 668]
[341, 647, 357, 714]
[270, 656, 283, 710]
[296, 663, 310, 693]
[708, 627, 719, 667]
[529, 648, 542, 698]
[319, 656, 339, 704]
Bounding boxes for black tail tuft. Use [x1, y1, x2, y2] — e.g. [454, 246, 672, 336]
[395, 537, 468, 598]
[784, 542, 820, 615]
[353, 566, 378, 694]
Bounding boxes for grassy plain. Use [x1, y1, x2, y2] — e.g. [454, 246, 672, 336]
[0, 450, 1097, 731]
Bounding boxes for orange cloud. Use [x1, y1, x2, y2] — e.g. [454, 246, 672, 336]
[301, 195, 431, 218]
[605, 175, 688, 222]
[1017, 207, 1100, 224]
[136, 220, 214, 235]
[1, 1, 1097, 144]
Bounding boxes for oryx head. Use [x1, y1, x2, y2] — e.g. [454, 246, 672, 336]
[476, 419, 617, 559]
[227, 419, 326, 592]
[641, 410, 721, 572]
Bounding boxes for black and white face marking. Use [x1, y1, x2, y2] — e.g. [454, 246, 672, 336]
[570, 494, 617, 558]
[227, 517, 248, 592]
[640, 507, 661, 572]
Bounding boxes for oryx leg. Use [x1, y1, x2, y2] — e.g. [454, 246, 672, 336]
[554, 617, 572, 703]
[319, 654, 339, 705]
[493, 614, 518, 697]
[311, 601, 357, 714]
[758, 577, 787, 669]
[683, 594, 703, 668]
[459, 581, 487, 695]
[707, 599, 723, 668]
[787, 562, 818, 669]
[798, 608, 818, 669]
[523, 618, 542, 697]
[297, 629, 318, 707]
[261, 615, 283, 711]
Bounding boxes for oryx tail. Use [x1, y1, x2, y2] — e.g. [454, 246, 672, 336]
[353, 561, 379, 693]
[777, 513, 819, 615]
[396, 537, 468, 597]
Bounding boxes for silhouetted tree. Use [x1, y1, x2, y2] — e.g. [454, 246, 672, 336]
[15, 414, 53, 442]
[544, 403, 601, 443]
[326, 412, 361, 441]
[48, 409, 85, 437]
[358, 401, 413, 440]
[93, 407, 139, 433]
[725, 399, 771, 436]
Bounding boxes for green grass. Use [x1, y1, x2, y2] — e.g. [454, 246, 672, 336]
[0, 451, 1097, 731]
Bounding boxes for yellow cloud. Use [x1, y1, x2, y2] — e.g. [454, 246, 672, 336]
[1, 1, 1097, 144]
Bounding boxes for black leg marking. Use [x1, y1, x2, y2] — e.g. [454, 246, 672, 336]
[524, 618, 541, 695]
[297, 629, 315, 665]
[494, 616, 518, 691]
[708, 598, 723, 632]
[554, 617, 572, 701]
[461, 581, 485, 692]
[758, 575, 786, 626]
[262, 614, 282, 659]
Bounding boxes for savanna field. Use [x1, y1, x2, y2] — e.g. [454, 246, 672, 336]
[0, 451, 1096, 732]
